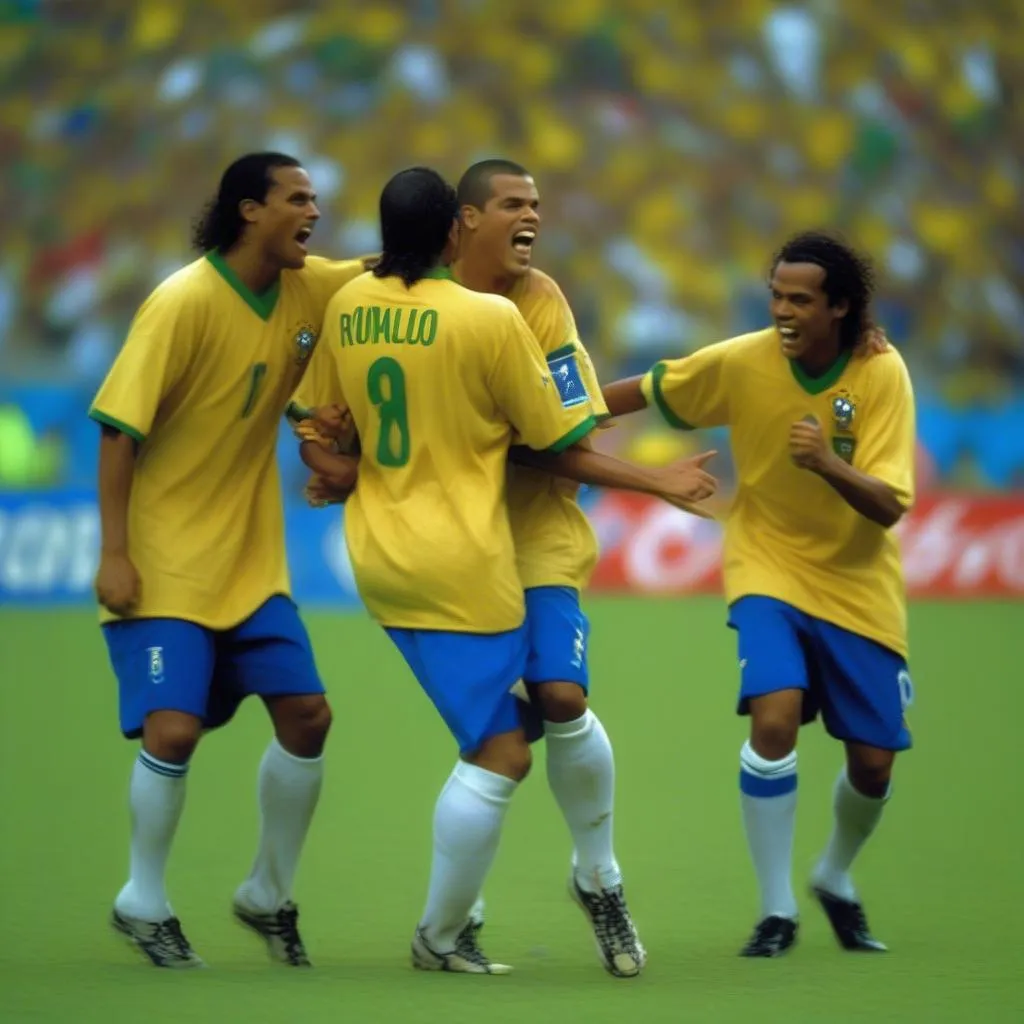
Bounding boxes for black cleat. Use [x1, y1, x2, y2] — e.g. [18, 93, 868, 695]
[740, 915, 799, 957]
[812, 887, 887, 952]
[233, 900, 312, 966]
[112, 909, 205, 968]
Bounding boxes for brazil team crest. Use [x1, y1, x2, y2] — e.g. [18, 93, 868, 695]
[292, 322, 318, 363]
[828, 388, 858, 463]
[830, 390, 856, 431]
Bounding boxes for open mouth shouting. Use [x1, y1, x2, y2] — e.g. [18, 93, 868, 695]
[777, 324, 800, 352]
[511, 228, 536, 260]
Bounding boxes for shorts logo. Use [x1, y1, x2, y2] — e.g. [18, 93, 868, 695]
[147, 646, 165, 686]
[571, 628, 586, 669]
[897, 669, 914, 711]
[292, 323, 318, 364]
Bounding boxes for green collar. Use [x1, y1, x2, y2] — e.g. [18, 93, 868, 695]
[422, 265, 454, 281]
[789, 347, 852, 395]
[206, 249, 280, 321]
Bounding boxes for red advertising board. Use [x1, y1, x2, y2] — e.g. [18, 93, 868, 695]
[588, 493, 1024, 598]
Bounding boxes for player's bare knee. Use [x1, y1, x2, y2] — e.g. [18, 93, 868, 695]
[143, 710, 202, 764]
[268, 694, 332, 758]
[846, 744, 895, 798]
[467, 731, 533, 782]
[532, 681, 588, 724]
[749, 697, 801, 761]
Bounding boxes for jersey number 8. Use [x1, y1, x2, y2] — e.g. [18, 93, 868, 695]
[367, 357, 410, 468]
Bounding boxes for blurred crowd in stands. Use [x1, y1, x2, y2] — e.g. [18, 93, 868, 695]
[1, 0, 1022, 492]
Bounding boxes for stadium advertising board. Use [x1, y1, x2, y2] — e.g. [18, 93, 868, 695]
[0, 491, 1021, 605]
[589, 493, 1024, 598]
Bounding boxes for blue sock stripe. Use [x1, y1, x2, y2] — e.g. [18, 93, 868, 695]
[739, 768, 797, 798]
[138, 752, 188, 778]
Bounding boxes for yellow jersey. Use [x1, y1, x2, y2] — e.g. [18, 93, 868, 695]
[89, 252, 365, 628]
[641, 328, 915, 656]
[312, 268, 598, 632]
[496, 269, 609, 591]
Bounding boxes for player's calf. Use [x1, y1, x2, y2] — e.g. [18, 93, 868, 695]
[845, 742, 894, 799]
[810, 743, 894, 952]
[266, 693, 333, 758]
[738, 691, 803, 950]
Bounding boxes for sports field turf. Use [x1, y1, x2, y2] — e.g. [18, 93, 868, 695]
[1, 597, 1020, 1022]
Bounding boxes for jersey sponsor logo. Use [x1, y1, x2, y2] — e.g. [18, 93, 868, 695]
[292, 322, 318, 363]
[547, 350, 589, 409]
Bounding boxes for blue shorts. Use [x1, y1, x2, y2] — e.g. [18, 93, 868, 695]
[728, 595, 913, 752]
[385, 624, 530, 755]
[523, 586, 590, 690]
[102, 595, 324, 739]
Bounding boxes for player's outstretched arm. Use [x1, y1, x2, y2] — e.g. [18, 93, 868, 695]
[95, 426, 142, 615]
[509, 445, 718, 515]
[789, 419, 906, 528]
[601, 376, 648, 418]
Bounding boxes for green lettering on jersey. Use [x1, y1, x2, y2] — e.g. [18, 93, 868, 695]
[417, 309, 438, 347]
[353, 306, 372, 345]
[339, 314, 353, 347]
[400, 309, 419, 345]
[240, 362, 268, 419]
[367, 357, 410, 467]
[369, 305, 393, 344]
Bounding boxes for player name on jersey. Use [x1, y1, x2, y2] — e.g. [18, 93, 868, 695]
[339, 306, 440, 348]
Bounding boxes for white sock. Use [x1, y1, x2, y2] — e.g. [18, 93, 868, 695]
[469, 895, 486, 925]
[545, 710, 621, 892]
[421, 761, 516, 951]
[739, 740, 799, 920]
[812, 767, 889, 901]
[114, 751, 188, 922]
[235, 738, 324, 914]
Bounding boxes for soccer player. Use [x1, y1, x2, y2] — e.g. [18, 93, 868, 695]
[450, 158, 688, 977]
[603, 232, 915, 957]
[90, 152, 367, 968]
[301, 166, 614, 975]
[299, 161, 717, 977]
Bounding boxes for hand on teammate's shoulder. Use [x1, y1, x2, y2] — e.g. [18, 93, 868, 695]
[859, 325, 891, 357]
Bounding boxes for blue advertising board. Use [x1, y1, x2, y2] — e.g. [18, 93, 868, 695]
[0, 490, 362, 608]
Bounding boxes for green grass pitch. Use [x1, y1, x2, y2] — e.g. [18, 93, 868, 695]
[1, 597, 1021, 1022]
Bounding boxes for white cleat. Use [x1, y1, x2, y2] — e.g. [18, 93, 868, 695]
[232, 899, 312, 966]
[411, 923, 513, 975]
[111, 909, 206, 969]
[569, 875, 647, 978]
